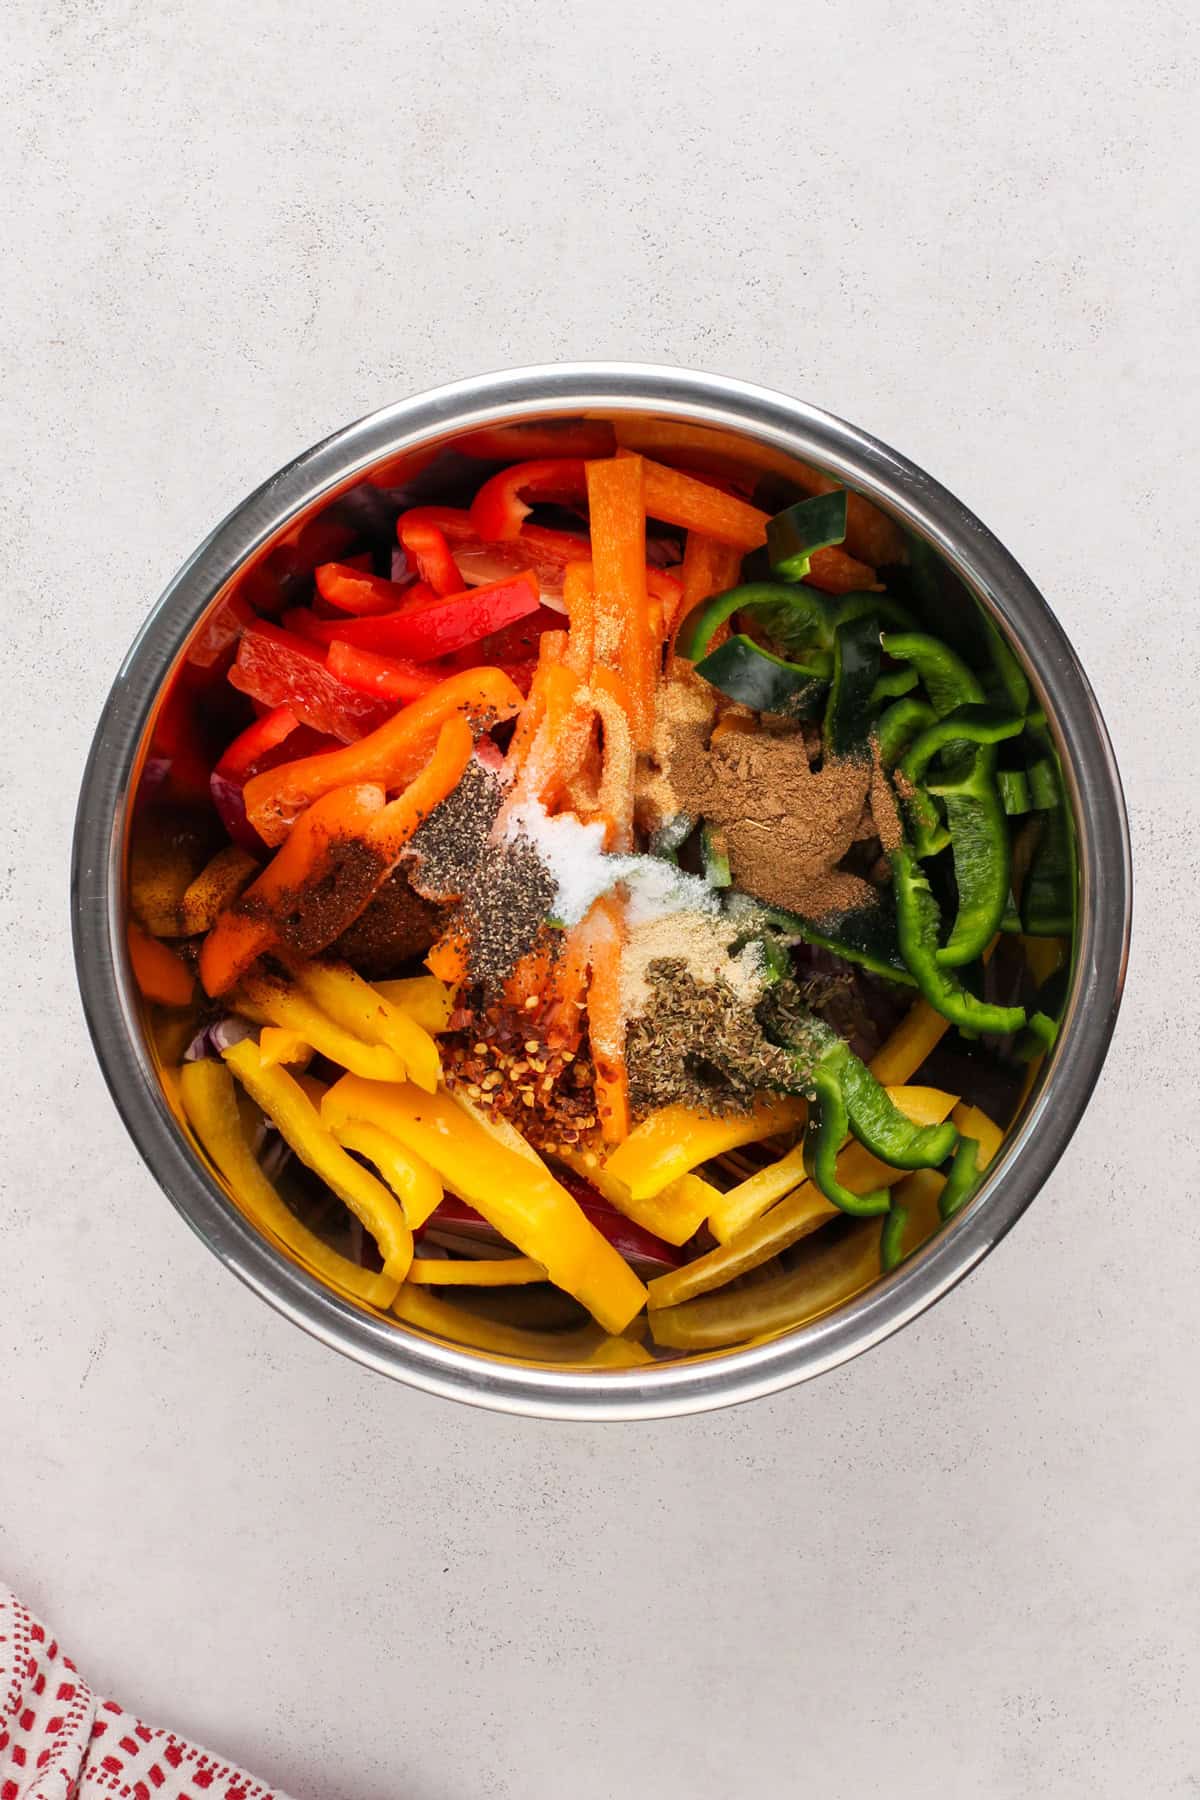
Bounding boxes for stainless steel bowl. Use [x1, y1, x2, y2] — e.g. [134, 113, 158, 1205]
[72, 364, 1130, 1419]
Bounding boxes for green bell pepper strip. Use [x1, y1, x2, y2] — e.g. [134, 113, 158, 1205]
[880, 631, 985, 716]
[880, 1204, 909, 1273]
[648, 813, 695, 864]
[900, 705, 1024, 966]
[694, 635, 829, 714]
[725, 890, 916, 986]
[999, 757, 1058, 815]
[870, 666, 920, 706]
[1020, 798, 1075, 935]
[766, 491, 848, 580]
[876, 697, 936, 770]
[840, 1053, 959, 1169]
[675, 581, 830, 662]
[832, 592, 916, 633]
[700, 822, 732, 889]
[938, 1137, 982, 1221]
[803, 1061, 891, 1216]
[981, 615, 1031, 715]
[891, 846, 1027, 1033]
[824, 614, 881, 759]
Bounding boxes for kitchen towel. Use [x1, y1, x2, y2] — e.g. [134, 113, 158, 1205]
[1, 1587, 290, 1800]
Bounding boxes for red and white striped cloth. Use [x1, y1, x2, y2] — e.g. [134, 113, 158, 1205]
[1, 1588, 289, 1800]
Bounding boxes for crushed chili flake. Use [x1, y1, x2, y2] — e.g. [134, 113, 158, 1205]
[441, 1002, 601, 1150]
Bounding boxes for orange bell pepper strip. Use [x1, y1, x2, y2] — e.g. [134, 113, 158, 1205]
[675, 534, 744, 635]
[562, 560, 596, 675]
[508, 663, 590, 810]
[636, 454, 879, 593]
[223, 1040, 413, 1283]
[605, 1096, 808, 1202]
[586, 668, 636, 851]
[585, 455, 656, 749]
[179, 1058, 399, 1310]
[243, 667, 522, 846]
[322, 1077, 648, 1333]
[199, 784, 386, 996]
[203, 714, 473, 997]
[425, 928, 471, 989]
[127, 920, 195, 1006]
[581, 894, 629, 1145]
[469, 458, 589, 540]
[177, 846, 259, 937]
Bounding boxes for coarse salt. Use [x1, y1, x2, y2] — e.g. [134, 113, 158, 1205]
[498, 799, 719, 929]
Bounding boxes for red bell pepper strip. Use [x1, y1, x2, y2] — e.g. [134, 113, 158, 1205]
[397, 517, 462, 596]
[326, 640, 443, 703]
[469, 459, 589, 541]
[290, 572, 542, 662]
[283, 587, 438, 646]
[210, 716, 340, 852]
[228, 620, 395, 742]
[215, 705, 299, 781]
[186, 592, 255, 669]
[315, 562, 413, 616]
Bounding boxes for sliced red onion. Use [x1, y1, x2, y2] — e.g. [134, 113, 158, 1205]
[182, 1016, 256, 1062]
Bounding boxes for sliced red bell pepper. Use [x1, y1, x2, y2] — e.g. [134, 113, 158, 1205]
[215, 704, 299, 781]
[469, 459, 589, 540]
[287, 572, 542, 661]
[210, 715, 339, 852]
[228, 620, 395, 742]
[327, 640, 444, 703]
[282, 586, 438, 647]
[315, 562, 413, 616]
[186, 592, 255, 669]
[397, 517, 462, 596]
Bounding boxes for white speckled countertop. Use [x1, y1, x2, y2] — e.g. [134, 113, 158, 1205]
[4, 2, 1198, 1794]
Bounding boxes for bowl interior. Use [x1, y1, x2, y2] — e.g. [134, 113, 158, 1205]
[119, 397, 1080, 1385]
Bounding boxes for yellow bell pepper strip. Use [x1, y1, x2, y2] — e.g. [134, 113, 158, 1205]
[129, 837, 200, 936]
[323, 1077, 648, 1334]
[651, 1087, 958, 1305]
[222, 1040, 413, 1282]
[706, 1142, 808, 1244]
[392, 1284, 642, 1365]
[603, 1096, 807, 1203]
[887, 1168, 947, 1263]
[232, 973, 408, 1082]
[287, 958, 441, 1093]
[127, 920, 195, 1007]
[372, 974, 455, 1036]
[951, 1102, 1003, 1167]
[407, 1256, 547, 1285]
[649, 1219, 882, 1352]
[177, 845, 260, 937]
[649, 1185, 837, 1311]
[551, 1147, 715, 1247]
[449, 1088, 542, 1164]
[936, 1101, 1004, 1222]
[867, 997, 952, 1087]
[326, 1115, 444, 1228]
[580, 1335, 655, 1367]
[243, 666, 523, 846]
[179, 1059, 399, 1309]
[257, 1027, 312, 1069]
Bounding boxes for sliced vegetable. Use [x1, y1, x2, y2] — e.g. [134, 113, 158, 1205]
[327, 1114, 444, 1228]
[469, 458, 588, 540]
[891, 846, 1026, 1033]
[586, 455, 656, 748]
[396, 516, 462, 596]
[180, 1058, 398, 1308]
[127, 920, 195, 1007]
[234, 974, 409, 1082]
[228, 620, 393, 742]
[372, 974, 455, 1036]
[407, 1257, 546, 1285]
[322, 1077, 648, 1333]
[766, 491, 848, 580]
[315, 563, 414, 616]
[824, 614, 881, 758]
[288, 959, 441, 1092]
[604, 1097, 806, 1201]
[326, 641, 442, 704]
[243, 668, 521, 846]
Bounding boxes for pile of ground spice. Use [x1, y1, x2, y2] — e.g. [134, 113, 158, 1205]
[330, 868, 444, 978]
[638, 676, 886, 921]
[624, 958, 806, 1118]
[619, 909, 766, 1018]
[406, 761, 557, 993]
